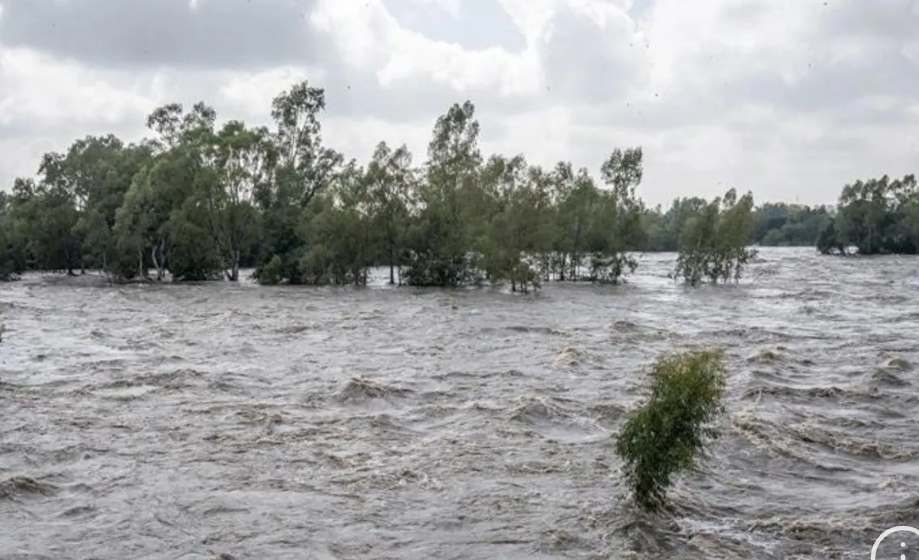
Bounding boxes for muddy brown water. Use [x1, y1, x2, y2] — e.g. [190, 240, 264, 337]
[1, 248, 919, 559]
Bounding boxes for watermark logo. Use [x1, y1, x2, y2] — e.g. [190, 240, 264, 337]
[872, 526, 919, 560]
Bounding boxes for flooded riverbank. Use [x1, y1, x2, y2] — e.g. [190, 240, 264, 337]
[2, 248, 918, 559]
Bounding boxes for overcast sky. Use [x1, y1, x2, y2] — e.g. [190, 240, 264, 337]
[0, 0, 917, 207]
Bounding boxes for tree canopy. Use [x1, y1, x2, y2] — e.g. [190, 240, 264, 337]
[817, 174, 919, 256]
[0, 80, 902, 287]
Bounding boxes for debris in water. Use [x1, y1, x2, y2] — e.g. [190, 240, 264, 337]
[870, 368, 909, 387]
[335, 377, 412, 402]
[886, 357, 912, 371]
[0, 476, 57, 499]
[553, 346, 582, 366]
[747, 348, 782, 363]
[508, 394, 567, 422]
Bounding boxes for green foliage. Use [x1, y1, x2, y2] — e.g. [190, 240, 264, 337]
[0, 193, 27, 280]
[674, 189, 758, 286]
[256, 81, 344, 285]
[402, 101, 483, 287]
[750, 203, 831, 247]
[821, 174, 919, 255]
[298, 161, 375, 285]
[5, 78, 913, 288]
[258, 254, 284, 285]
[615, 349, 728, 511]
[816, 217, 846, 255]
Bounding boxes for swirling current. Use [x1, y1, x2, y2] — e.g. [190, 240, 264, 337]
[2, 247, 919, 559]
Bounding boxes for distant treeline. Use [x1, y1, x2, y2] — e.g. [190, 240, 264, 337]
[816, 174, 919, 256]
[0, 80, 911, 287]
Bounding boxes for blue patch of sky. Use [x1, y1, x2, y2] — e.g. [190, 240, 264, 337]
[381, 0, 526, 52]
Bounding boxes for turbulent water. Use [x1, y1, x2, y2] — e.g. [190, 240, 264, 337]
[2, 247, 919, 559]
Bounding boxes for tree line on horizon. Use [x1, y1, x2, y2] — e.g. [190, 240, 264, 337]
[816, 174, 919, 256]
[0, 80, 912, 288]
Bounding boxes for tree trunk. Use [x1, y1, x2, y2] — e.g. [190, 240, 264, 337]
[389, 246, 395, 285]
[231, 249, 240, 281]
[160, 240, 167, 280]
[151, 245, 161, 281]
[152, 240, 167, 280]
[138, 248, 144, 279]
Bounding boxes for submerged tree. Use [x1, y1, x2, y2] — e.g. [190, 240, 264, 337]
[615, 349, 727, 511]
[816, 217, 846, 255]
[675, 189, 757, 286]
[365, 142, 414, 285]
[299, 160, 376, 285]
[587, 147, 646, 284]
[256, 81, 343, 284]
[7, 77, 909, 287]
[403, 100, 483, 287]
[822, 174, 919, 256]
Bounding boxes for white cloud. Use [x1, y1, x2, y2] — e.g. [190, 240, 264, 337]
[313, 0, 542, 96]
[0, 47, 153, 130]
[1, 0, 918, 207]
[215, 66, 325, 117]
[404, 0, 462, 18]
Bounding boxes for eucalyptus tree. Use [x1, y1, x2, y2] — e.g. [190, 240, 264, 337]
[14, 163, 82, 276]
[586, 147, 647, 283]
[403, 100, 483, 287]
[298, 160, 376, 286]
[820, 174, 919, 255]
[546, 162, 576, 280]
[36, 135, 155, 274]
[255, 81, 343, 284]
[556, 167, 599, 281]
[199, 121, 275, 281]
[836, 177, 891, 255]
[364, 141, 415, 284]
[494, 165, 554, 292]
[0, 192, 26, 280]
[114, 102, 221, 281]
[476, 154, 540, 291]
[675, 189, 756, 286]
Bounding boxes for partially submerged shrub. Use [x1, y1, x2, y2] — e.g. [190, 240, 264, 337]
[615, 349, 727, 511]
[257, 254, 284, 285]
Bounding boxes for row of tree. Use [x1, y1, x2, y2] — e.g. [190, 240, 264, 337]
[0, 80, 824, 289]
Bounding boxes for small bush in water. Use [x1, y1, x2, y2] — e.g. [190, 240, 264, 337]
[615, 349, 727, 511]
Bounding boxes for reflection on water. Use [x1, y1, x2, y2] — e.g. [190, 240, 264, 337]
[1, 247, 918, 559]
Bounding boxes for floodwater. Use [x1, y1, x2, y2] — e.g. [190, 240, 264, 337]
[1, 247, 918, 559]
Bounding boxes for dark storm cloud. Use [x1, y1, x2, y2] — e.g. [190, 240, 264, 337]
[381, 0, 525, 52]
[0, 0, 321, 69]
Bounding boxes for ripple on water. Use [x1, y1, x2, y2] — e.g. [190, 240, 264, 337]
[1, 248, 917, 559]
